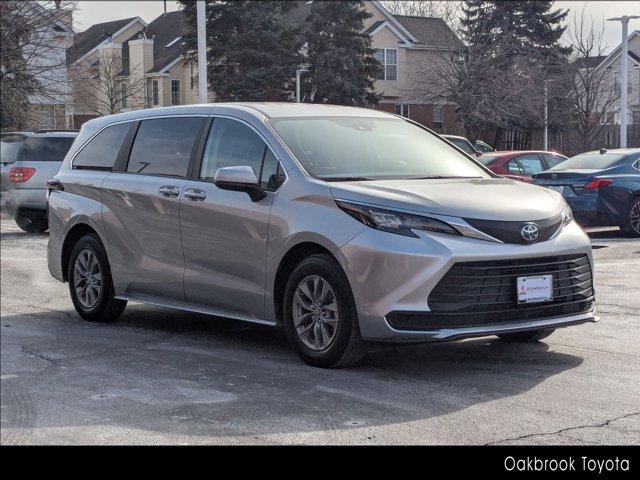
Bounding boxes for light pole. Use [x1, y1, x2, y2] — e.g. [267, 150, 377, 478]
[543, 80, 548, 151]
[296, 68, 309, 103]
[607, 15, 640, 148]
[197, 0, 208, 103]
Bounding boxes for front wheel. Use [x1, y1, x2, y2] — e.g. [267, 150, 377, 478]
[621, 197, 640, 238]
[15, 209, 48, 233]
[68, 234, 126, 322]
[497, 329, 555, 343]
[283, 253, 364, 368]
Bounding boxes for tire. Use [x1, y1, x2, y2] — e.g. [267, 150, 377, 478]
[497, 329, 555, 343]
[15, 210, 48, 233]
[67, 234, 126, 322]
[283, 253, 364, 368]
[620, 196, 640, 238]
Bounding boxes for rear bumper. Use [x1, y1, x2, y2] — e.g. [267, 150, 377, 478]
[2, 188, 47, 213]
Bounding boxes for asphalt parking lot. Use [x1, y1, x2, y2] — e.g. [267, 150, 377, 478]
[1, 217, 638, 445]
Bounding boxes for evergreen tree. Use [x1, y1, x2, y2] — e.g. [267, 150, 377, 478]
[302, 1, 381, 106]
[180, 1, 303, 101]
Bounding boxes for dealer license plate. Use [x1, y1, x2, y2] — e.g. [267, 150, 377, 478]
[517, 275, 553, 304]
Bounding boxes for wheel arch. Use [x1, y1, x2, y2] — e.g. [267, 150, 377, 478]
[273, 241, 346, 325]
[61, 223, 105, 282]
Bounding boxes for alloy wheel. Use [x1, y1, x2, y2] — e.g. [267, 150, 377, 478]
[73, 249, 102, 309]
[631, 200, 640, 234]
[292, 275, 339, 351]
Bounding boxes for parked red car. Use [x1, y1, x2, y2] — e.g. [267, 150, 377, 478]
[478, 150, 567, 182]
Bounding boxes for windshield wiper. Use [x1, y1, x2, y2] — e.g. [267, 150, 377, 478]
[322, 176, 373, 182]
[410, 175, 483, 179]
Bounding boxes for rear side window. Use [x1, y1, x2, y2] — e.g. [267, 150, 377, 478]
[74, 123, 130, 170]
[127, 117, 203, 177]
[200, 118, 268, 180]
[507, 159, 522, 174]
[516, 154, 544, 175]
[18, 137, 74, 162]
[450, 138, 475, 155]
[1, 135, 25, 164]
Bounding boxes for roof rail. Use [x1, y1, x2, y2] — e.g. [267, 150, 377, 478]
[34, 129, 79, 133]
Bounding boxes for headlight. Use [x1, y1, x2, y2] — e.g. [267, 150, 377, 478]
[562, 204, 573, 227]
[335, 200, 460, 237]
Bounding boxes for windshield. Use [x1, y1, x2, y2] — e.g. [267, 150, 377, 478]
[550, 152, 632, 170]
[269, 117, 489, 181]
[17, 137, 75, 162]
[1, 135, 26, 164]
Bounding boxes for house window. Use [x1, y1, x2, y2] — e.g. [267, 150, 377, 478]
[121, 83, 127, 109]
[171, 79, 181, 105]
[395, 104, 409, 118]
[190, 63, 195, 90]
[632, 110, 640, 125]
[152, 80, 159, 106]
[375, 48, 397, 81]
[432, 105, 444, 133]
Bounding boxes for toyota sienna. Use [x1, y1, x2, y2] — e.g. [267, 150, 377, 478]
[47, 104, 596, 368]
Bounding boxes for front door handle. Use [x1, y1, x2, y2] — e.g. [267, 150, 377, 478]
[184, 189, 207, 201]
[158, 185, 180, 198]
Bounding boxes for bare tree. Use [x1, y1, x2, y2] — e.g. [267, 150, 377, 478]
[381, 1, 462, 31]
[566, 7, 619, 151]
[70, 50, 147, 116]
[0, 1, 75, 129]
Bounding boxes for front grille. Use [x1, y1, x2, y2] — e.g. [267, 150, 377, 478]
[464, 214, 563, 244]
[387, 254, 594, 331]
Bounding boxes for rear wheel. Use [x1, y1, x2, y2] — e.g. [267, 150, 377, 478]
[68, 234, 126, 322]
[283, 253, 364, 368]
[497, 329, 555, 343]
[621, 197, 640, 238]
[15, 209, 48, 233]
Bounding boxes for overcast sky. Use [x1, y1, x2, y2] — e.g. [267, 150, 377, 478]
[73, 1, 639, 54]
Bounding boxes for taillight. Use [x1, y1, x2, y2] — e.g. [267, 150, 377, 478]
[584, 179, 613, 189]
[9, 167, 36, 183]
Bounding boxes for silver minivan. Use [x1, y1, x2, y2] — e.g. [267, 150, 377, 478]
[2, 130, 76, 232]
[47, 104, 596, 367]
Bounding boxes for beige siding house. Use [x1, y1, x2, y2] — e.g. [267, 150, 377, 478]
[66, 2, 462, 133]
[65, 11, 200, 128]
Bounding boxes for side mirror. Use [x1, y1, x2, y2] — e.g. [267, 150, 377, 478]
[213, 166, 266, 202]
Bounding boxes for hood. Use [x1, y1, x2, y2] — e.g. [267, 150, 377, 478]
[329, 177, 565, 221]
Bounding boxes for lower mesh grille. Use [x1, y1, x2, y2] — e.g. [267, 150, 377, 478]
[387, 254, 595, 331]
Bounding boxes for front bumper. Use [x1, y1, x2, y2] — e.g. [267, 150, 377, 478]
[338, 221, 595, 341]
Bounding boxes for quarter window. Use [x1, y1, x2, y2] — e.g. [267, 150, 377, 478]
[375, 48, 397, 81]
[260, 149, 285, 191]
[126, 117, 203, 177]
[74, 123, 130, 170]
[507, 159, 522, 175]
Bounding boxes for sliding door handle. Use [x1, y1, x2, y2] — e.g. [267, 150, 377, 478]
[184, 189, 206, 201]
[158, 185, 180, 198]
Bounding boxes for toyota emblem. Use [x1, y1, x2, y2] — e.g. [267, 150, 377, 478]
[521, 223, 540, 242]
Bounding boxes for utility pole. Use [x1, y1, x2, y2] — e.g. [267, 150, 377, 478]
[607, 15, 640, 149]
[296, 68, 308, 103]
[197, 0, 208, 103]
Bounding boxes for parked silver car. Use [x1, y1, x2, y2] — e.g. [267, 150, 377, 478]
[1, 130, 76, 232]
[47, 104, 595, 368]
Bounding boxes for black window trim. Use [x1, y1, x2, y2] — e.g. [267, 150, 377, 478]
[190, 115, 287, 192]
